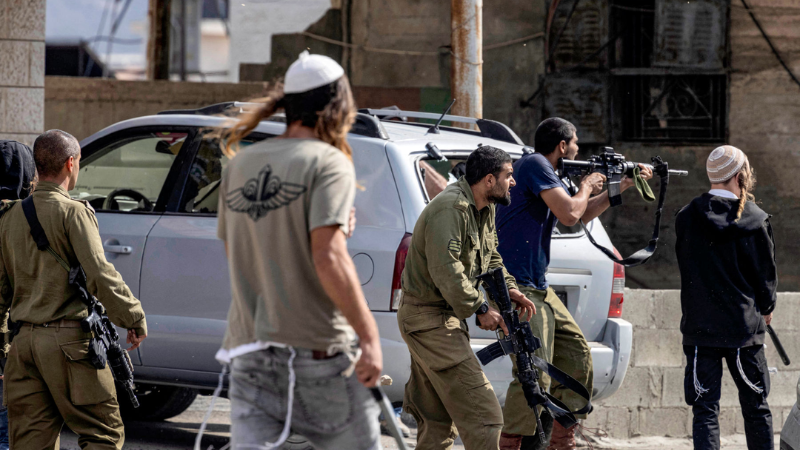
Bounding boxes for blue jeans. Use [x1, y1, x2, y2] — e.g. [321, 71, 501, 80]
[230, 347, 380, 450]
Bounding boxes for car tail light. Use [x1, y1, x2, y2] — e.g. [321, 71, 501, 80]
[609, 248, 625, 318]
[391, 233, 413, 311]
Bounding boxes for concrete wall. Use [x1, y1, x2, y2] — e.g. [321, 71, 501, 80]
[44, 77, 269, 141]
[0, 0, 46, 146]
[586, 289, 800, 438]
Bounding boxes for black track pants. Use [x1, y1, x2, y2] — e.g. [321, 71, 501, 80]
[683, 345, 773, 450]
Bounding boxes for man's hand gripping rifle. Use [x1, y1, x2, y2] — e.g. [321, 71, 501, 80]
[70, 266, 140, 408]
[559, 147, 688, 267]
[476, 268, 591, 442]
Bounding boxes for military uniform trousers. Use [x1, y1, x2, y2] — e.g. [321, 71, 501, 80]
[398, 296, 504, 450]
[5, 324, 124, 450]
[501, 286, 593, 436]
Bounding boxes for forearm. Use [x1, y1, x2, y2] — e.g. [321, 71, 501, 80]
[84, 254, 147, 335]
[581, 191, 611, 223]
[315, 241, 379, 344]
[562, 188, 592, 226]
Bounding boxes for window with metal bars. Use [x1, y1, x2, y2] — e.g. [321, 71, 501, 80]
[609, 0, 729, 142]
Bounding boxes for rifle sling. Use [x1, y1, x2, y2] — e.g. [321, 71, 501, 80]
[570, 166, 670, 268]
[21, 196, 71, 273]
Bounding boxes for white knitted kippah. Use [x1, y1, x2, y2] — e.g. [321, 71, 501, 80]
[283, 51, 345, 94]
[707, 145, 746, 183]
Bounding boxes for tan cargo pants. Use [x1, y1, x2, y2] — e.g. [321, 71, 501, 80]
[398, 296, 503, 450]
[501, 286, 593, 436]
[4, 324, 124, 450]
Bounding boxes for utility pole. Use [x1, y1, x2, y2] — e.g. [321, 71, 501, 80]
[146, 0, 171, 80]
[450, 0, 482, 124]
[179, 0, 187, 81]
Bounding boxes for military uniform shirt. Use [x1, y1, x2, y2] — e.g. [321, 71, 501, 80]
[401, 177, 517, 319]
[0, 181, 147, 346]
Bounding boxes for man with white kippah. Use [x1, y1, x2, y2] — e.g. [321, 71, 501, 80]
[675, 145, 777, 450]
[215, 51, 382, 450]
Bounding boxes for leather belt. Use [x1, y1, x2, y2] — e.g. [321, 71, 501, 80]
[312, 350, 339, 360]
[23, 319, 83, 329]
[399, 294, 450, 309]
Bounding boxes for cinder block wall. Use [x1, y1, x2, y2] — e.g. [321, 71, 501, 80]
[0, 0, 46, 146]
[585, 289, 800, 438]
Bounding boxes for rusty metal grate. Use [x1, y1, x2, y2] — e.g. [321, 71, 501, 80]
[609, 0, 656, 68]
[619, 75, 726, 141]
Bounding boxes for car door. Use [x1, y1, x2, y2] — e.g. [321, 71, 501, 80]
[138, 132, 272, 372]
[71, 127, 193, 364]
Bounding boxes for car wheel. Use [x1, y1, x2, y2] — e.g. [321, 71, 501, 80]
[118, 383, 199, 421]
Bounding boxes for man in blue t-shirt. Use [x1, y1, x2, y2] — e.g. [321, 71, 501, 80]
[496, 118, 652, 450]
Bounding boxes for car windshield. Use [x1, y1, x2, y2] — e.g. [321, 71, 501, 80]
[415, 156, 583, 236]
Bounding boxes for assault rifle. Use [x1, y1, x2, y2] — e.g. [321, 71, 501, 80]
[558, 147, 688, 207]
[557, 147, 688, 267]
[70, 266, 140, 408]
[476, 268, 591, 442]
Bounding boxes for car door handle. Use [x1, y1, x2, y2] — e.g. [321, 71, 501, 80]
[104, 244, 132, 254]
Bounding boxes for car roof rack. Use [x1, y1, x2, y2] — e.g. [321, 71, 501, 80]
[359, 108, 524, 145]
[158, 102, 389, 140]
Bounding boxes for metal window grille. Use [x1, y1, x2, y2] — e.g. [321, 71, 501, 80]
[619, 75, 726, 141]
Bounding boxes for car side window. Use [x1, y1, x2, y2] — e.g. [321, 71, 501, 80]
[71, 131, 188, 212]
[179, 136, 268, 214]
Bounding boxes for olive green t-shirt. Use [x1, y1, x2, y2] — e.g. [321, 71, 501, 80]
[216, 138, 357, 360]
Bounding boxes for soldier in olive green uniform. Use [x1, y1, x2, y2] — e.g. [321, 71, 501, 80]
[399, 146, 536, 450]
[0, 130, 147, 450]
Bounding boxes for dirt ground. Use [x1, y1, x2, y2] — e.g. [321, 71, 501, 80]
[57, 395, 781, 449]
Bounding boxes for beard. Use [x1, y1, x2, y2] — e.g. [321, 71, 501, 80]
[490, 191, 511, 206]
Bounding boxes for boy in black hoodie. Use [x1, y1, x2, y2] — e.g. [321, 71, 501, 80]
[675, 145, 777, 450]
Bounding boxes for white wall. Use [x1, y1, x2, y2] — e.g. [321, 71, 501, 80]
[227, 0, 331, 82]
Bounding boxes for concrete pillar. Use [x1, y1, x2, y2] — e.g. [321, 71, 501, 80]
[450, 0, 482, 122]
[0, 0, 46, 146]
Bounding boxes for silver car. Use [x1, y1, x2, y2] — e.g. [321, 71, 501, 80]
[72, 104, 632, 421]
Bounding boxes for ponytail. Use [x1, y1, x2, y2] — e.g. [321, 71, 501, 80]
[735, 161, 756, 222]
[214, 75, 356, 161]
[217, 83, 285, 158]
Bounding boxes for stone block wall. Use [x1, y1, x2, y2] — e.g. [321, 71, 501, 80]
[0, 0, 46, 146]
[585, 289, 800, 438]
[44, 77, 270, 141]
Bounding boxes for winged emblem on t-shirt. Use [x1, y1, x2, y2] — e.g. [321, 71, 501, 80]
[226, 164, 307, 221]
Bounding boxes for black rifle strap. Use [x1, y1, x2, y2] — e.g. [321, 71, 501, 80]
[573, 160, 670, 268]
[21, 196, 71, 272]
[523, 353, 592, 429]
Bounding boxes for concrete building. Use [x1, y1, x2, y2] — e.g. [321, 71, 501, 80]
[0, 0, 46, 146]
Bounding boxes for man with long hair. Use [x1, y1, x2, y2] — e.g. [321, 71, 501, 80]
[215, 52, 382, 449]
[676, 146, 777, 450]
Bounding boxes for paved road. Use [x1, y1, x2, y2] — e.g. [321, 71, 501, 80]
[57, 395, 780, 449]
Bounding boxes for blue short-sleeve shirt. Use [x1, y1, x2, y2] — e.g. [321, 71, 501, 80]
[496, 152, 570, 290]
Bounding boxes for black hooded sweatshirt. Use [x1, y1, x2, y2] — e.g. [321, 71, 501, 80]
[675, 193, 777, 348]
